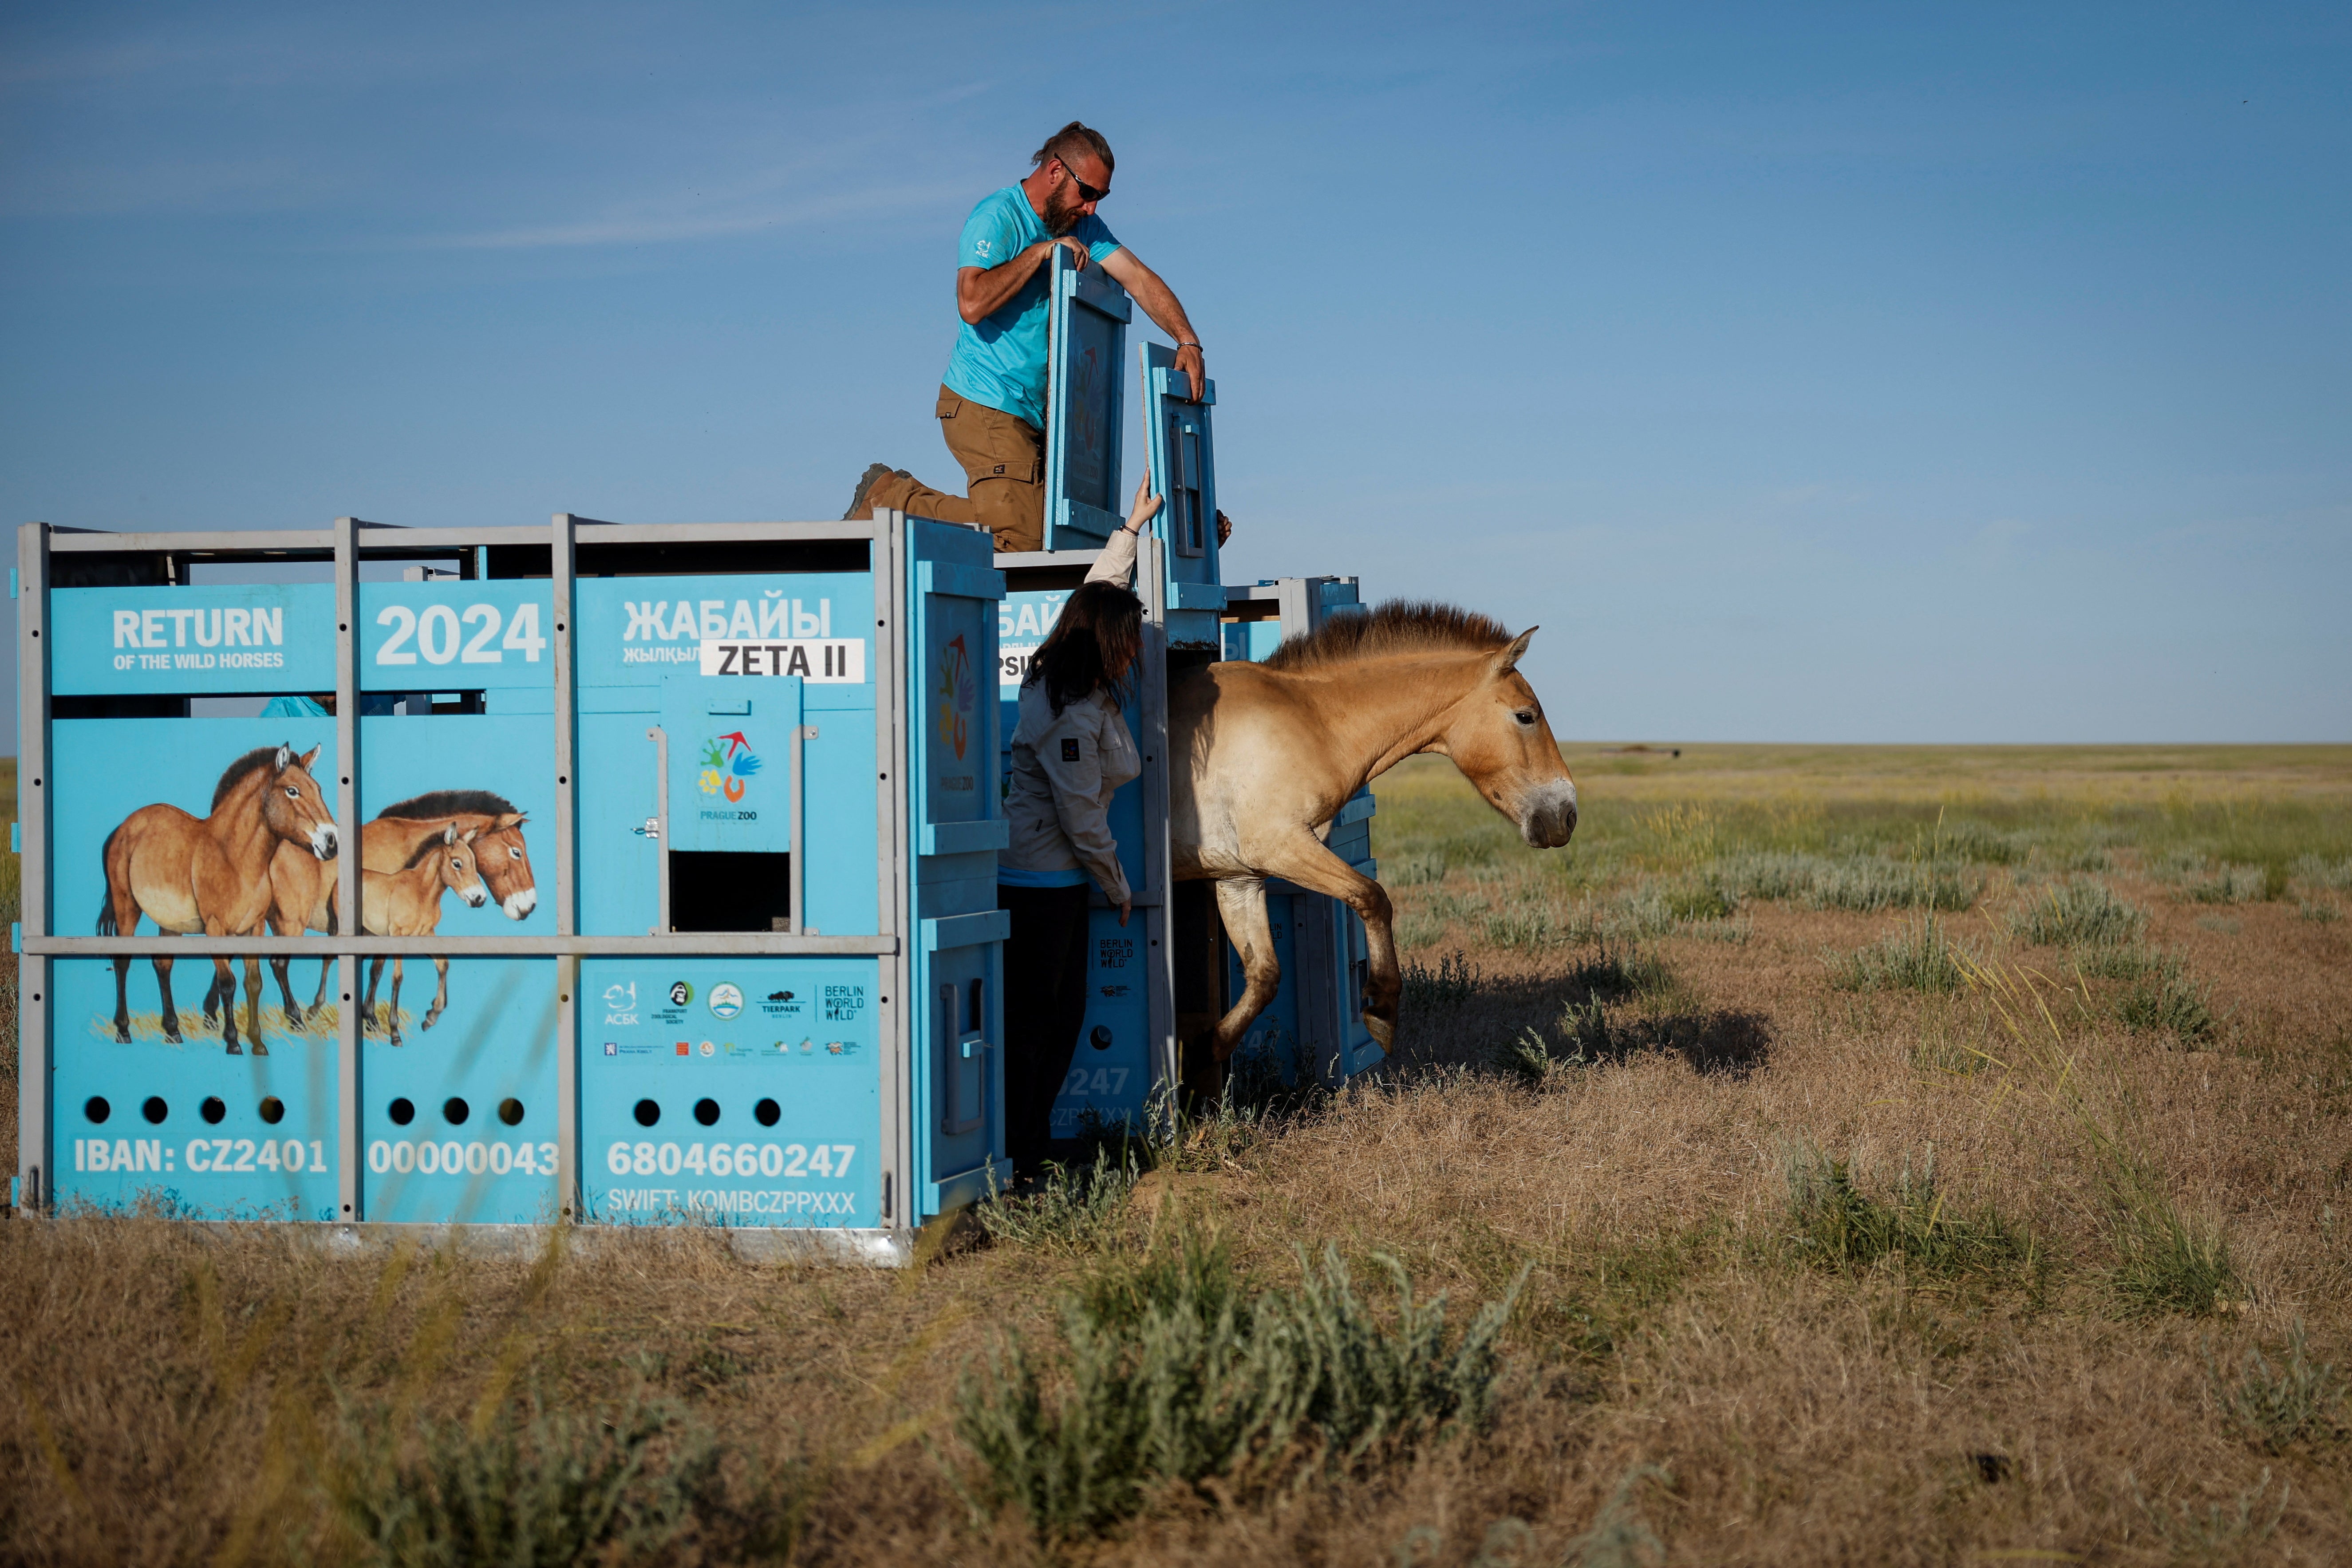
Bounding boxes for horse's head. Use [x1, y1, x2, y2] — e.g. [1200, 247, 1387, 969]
[1436, 628, 1578, 849]
[474, 811, 537, 920]
[433, 825, 489, 908]
[263, 744, 339, 861]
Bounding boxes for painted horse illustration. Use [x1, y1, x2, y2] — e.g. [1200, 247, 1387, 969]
[99, 743, 340, 1055]
[265, 789, 535, 1026]
[360, 824, 488, 1044]
[1172, 603, 1578, 1065]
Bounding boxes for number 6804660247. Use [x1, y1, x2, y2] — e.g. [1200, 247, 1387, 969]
[604, 1141, 855, 1180]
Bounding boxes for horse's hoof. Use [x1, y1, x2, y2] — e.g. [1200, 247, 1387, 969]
[225, 1042, 242, 1056]
[114, 1027, 131, 1045]
[251, 1042, 269, 1056]
[163, 1029, 182, 1045]
[1362, 1011, 1396, 1049]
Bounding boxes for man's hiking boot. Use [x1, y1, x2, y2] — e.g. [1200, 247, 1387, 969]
[844, 462, 896, 521]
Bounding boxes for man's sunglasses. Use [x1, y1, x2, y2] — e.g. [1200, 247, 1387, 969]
[1055, 159, 1108, 203]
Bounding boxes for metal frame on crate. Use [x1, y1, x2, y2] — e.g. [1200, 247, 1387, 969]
[14, 511, 934, 1258]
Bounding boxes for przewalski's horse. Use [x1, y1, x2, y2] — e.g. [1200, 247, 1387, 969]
[264, 789, 535, 1026]
[1171, 603, 1578, 1065]
[99, 743, 340, 1055]
[360, 824, 488, 1044]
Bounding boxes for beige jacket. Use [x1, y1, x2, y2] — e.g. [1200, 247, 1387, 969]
[1002, 526, 1143, 903]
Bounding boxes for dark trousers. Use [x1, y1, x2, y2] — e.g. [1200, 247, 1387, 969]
[998, 882, 1091, 1173]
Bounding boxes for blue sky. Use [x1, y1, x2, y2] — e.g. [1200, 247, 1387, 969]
[3, 1, 2345, 744]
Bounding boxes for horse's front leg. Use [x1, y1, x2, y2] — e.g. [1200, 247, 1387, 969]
[242, 956, 267, 1055]
[153, 954, 183, 1043]
[364, 956, 386, 1035]
[1246, 832, 1400, 1050]
[422, 956, 449, 1031]
[387, 958, 405, 1046]
[205, 936, 241, 1055]
[113, 956, 134, 1043]
[310, 958, 333, 1020]
[1209, 877, 1280, 1064]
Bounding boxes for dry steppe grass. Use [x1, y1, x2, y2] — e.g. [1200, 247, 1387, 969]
[4, 746, 2352, 1565]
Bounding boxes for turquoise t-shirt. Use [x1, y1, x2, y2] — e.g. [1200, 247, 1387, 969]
[942, 185, 1121, 431]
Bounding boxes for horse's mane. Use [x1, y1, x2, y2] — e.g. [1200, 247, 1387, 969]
[1259, 601, 1513, 673]
[375, 789, 518, 821]
[403, 832, 458, 870]
[210, 745, 292, 811]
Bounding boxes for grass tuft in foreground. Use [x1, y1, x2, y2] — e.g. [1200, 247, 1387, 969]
[2208, 1322, 2346, 1453]
[327, 1392, 729, 1566]
[2114, 962, 2222, 1046]
[1782, 1143, 2031, 1279]
[1825, 915, 1975, 993]
[2008, 877, 2146, 947]
[951, 1213, 1523, 1546]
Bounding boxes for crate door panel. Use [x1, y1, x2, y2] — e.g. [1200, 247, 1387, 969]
[1044, 249, 1131, 549]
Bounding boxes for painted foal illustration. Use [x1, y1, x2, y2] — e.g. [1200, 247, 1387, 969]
[359, 824, 489, 1045]
[266, 789, 534, 1027]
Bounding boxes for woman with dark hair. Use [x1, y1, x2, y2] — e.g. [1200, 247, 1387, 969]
[997, 474, 1161, 1175]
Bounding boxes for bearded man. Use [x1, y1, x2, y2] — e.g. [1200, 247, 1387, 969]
[848, 121, 1207, 553]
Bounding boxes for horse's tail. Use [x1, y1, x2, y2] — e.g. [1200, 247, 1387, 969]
[96, 824, 122, 935]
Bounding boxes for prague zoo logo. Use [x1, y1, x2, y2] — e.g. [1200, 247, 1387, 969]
[935, 633, 976, 761]
[699, 731, 762, 803]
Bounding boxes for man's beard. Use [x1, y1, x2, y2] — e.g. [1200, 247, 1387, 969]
[1043, 182, 1085, 236]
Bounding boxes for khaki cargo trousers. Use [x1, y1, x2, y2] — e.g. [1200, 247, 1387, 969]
[863, 387, 1046, 553]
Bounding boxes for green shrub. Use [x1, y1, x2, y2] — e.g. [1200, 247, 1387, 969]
[2183, 863, 2272, 904]
[1402, 950, 1481, 1011]
[953, 1231, 1522, 1544]
[1661, 878, 1738, 921]
[1783, 1145, 2028, 1279]
[1395, 910, 1448, 950]
[2291, 853, 2352, 891]
[2209, 1322, 2345, 1453]
[1933, 821, 2029, 865]
[980, 1145, 1139, 1254]
[1825, 916, 1973, 994]
[2109, 1181, 2238, 1317]
[1507, 999, 1612, 1083]
[1566, 944, 1674, 1002]
[1712, 851, 1978, 912]
[329, 1393, 720, 1567]
[2299, 900, 2341, 924]
[1388, 851, 1449, 886]
[2009, 878, 2146, 947]
[2115, 967, 2220, 1046]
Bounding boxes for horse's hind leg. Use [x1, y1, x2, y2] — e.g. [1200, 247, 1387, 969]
[387, 958, 405, 1046]
[310, 958, 333, 1020]
[1209, 877, 1282, 1076]
[152, 955, 183, 1044]
[422, 956, 449, 1031]
[269, 956, 303, 1028]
